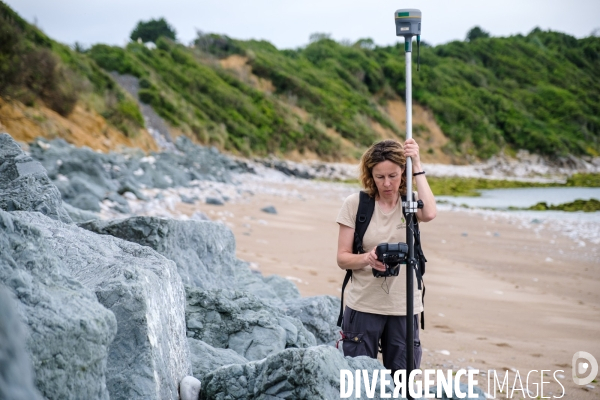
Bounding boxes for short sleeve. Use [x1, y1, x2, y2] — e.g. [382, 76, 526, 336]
[336, 193, 359, 229]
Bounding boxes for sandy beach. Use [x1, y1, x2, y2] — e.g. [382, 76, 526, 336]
[174, 177, 599, 399]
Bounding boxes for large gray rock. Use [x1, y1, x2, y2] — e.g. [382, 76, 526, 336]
[62, 202, 100, 223]
[262, 274, 301, 302]
[0, 286, 44, 400]
[28, 135, 239, 202]
[0, 210, 116, 399]
[179, 376, 202, 400]
[0, 133, 72, 223]
[80, 216, 301, 302]
[186, 288, 316, 361]
[188, 338, 248, 380]
[80, 217, 237, 289]
[15, 211, 191, 400]
[200, 344, 486, 399]
[200, 345, 392, 399]
[285, 295, 341, 345]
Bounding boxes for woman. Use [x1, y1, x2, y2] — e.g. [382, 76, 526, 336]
[336, 138, 436, 373]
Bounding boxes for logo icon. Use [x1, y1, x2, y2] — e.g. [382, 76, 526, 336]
[572, 351, 598, 385]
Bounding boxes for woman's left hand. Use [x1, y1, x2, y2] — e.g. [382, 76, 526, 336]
[403, 138, 421, 169]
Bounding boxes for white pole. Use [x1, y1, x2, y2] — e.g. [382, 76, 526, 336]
[405, 47, 413, 196]
[404, 39, 415, 397]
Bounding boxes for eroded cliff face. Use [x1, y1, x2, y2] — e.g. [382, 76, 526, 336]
[0, 97, 158, 153]
[218, 54, 456, 165]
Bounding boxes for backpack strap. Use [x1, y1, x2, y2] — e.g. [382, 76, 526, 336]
[403, 193, 427, 330]
[337, 191, 375, 327]
[353, 191, 375, 254]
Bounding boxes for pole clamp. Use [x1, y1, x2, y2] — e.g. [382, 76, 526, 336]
[403, 200, 422, 213]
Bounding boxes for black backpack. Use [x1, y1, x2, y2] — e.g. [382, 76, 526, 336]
[337, 191, 427, 329]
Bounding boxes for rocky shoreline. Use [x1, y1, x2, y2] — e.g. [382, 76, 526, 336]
[3, 131, 595, 399]
[1, 132, 426, 399]
[252, 150, 600, 183]
[0, 132, 339, 399]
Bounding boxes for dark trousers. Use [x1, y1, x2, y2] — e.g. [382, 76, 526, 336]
[342, 306, 422, 374]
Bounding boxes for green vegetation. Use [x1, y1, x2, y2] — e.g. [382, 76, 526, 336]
[0, 3, 144, 136]
[242, 37, 398, 146]
[130, 18, 176, 43]
[426, 176, 553, 196]
[86, 26, 600, 158]
[201, 28, 600, 158]
[331, 173, 600, 197]
[565, 173, 600, 187]
[0, 5, 77, 116]
[527, 198, 600, 212]
[88, 38, 345, 157]
[378, 31, 600, 158]
[2, 3, 599, 160]
[426, 172, 600, 196]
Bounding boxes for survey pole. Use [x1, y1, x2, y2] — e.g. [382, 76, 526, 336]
[395, 9, 421, 400]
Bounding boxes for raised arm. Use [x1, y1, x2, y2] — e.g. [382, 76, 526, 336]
[404, 138, 437, 222]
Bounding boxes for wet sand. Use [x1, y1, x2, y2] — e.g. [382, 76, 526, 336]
[180, 179, 600, 398]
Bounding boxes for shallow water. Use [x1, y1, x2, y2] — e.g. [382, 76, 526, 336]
[437, 187, 600, 247]
[437, 187, 600, 210]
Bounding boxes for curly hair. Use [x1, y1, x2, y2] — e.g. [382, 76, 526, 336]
[359, 139, 407, 198]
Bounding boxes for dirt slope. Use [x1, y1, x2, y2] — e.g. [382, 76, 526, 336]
[220, 55, 454, 163]
[0, 98, 158, 153]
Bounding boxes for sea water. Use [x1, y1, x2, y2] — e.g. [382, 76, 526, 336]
[436, 187, 600, 210]
[437, 187, 600, 247]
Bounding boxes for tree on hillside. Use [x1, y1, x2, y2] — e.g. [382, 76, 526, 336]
[466, 26, 490, 42]
[130, 18, 176, 43]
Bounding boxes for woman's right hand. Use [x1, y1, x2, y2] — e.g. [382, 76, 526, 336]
[365, 247, 386, 272]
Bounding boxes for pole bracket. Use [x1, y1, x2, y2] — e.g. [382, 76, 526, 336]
[403, 200, 422, 213]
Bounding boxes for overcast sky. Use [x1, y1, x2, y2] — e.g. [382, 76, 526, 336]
[6, 0, 600, 49]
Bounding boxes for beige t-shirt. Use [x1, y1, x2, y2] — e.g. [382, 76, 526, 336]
[336, 192, 423, 316]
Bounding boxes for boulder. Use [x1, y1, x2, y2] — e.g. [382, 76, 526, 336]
[0, 286, 44, 400]
[206, 196, 224, 205]
[260, 205, 277, 214]
[14, 211, 191, 400]
[79, 216, 301, 302]
[262, 274, 301, 302]
[70, 192, 102, 212]
[284, 295, 341, 345]
[24, 135, 243, 217]
[80, 217, 238, 289]
[180, 194, 198, 204]
[256, 157, 315, 179]
[200, 345, 391, 399]
[186, 288, 316, 361]
[28, 135, 237, 191]
[0, 133, 72, 223]
[62, 202, 100, 223]
[0, 210, 116, 399]
[179, 376, 202, 400]
[32, 140, 119, 212]
[188, 338, 248, 379]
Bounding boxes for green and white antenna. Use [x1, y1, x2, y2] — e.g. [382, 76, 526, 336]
[395, 9, 421, 398]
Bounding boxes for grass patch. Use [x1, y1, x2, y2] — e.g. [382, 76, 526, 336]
[331, 173, 600, 197]
[524, 198, 600, 212]
[427, 176, 555, 196]
[565, 173, 600, 187]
